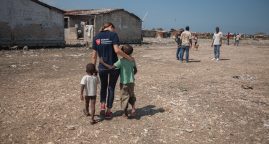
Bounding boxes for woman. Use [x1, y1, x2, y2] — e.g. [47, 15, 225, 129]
[91, 22, 133, 119]
[175, 28, 184, 60]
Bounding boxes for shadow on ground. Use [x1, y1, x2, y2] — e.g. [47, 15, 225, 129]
[113, 105, 165, 120]
[188, 59, 201, 63]
[220, 58, 230, 61]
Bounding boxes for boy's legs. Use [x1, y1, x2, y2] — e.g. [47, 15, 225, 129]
[89, 96, 97, 123]
[120, 83, 130, 116]
[128, 83, 136, 116]
[84, 96, 90, 116]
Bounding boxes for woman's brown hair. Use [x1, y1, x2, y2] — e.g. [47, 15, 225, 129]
[100, 22, 115, 32]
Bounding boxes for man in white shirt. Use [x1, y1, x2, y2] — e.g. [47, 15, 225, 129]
[180, 26, 192, 63]
[235, 34, 240, 46]
[211, 27, 223, 61]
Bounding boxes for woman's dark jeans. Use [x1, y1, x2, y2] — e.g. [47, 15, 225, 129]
[176, 47, 181, 60]
[99, 69, 120, 109]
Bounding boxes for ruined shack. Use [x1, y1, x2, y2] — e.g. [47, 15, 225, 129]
[142, 30, 156, 38]
[254, 33, 269, 40]
[0, 0, 65, 47]
[64, 9, 142, 45]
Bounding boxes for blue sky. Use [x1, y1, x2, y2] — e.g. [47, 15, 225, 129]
[40, 0, 269, 34]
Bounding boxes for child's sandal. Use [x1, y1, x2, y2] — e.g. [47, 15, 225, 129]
[90, 119, 97, 125]
[130, 109, 136, 117]
[83, 109, 90, 116]
[124, 108, 128, 117]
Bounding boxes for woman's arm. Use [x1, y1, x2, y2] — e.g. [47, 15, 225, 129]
[99, 57, 115, 69]
[134, 66, 137, 75]
[113, 44, 134, 61]
[91, 50, 97, 65]
[133, 58, 137, 75]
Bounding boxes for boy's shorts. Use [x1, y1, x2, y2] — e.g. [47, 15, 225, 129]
[120, 83, 136, 109]
[85, 95, 97, 101]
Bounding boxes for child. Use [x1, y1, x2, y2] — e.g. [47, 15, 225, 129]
[193, 34, 199, 50]
[100, 44, 137, 118]
[80, 63, 99, 124]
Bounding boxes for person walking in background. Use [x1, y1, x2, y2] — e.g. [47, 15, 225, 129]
[91, 22, 134, 119]
[180, 26, 192, 63]
[193, 34, 199, 50]
[175, 28, 184, 60]
[211, 27, 223, 61]
[80, 63, 99, 124]
[233, 33, 237, 46]
[235, 33, 240, 46]
[227, 32, 230, 45]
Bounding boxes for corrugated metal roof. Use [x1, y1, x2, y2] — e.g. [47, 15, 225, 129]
[65, 9, 141, 20]
[33, 0, 64, 13]
[65, 9, 121, 15]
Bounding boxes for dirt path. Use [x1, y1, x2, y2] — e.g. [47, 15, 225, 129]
[1, 38, 269, 144]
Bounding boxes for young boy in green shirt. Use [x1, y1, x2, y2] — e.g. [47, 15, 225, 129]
[100, 44, 137, 117]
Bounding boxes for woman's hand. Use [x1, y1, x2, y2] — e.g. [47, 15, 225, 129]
[100, 57, 115, 69]
[114, 44, 135, 62]
[99, 57, 105, 64]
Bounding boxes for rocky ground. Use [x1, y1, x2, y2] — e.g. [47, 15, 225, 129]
[0, 38, 269, 144]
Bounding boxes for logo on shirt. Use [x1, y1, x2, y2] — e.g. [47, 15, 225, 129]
[101, 39, 112, 45]
[96, 39, 101, 45]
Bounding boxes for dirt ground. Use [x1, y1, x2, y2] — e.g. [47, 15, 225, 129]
[0, 38, 269, 144]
